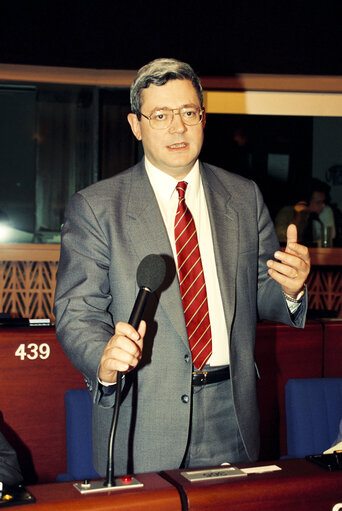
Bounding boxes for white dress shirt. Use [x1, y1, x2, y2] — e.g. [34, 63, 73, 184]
[145, 157, 230, 366]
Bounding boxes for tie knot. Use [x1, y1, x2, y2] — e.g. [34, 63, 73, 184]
[176, 181, 188, 199]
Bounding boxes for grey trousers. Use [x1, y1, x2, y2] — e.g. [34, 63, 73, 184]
[182, 378, 249, 468]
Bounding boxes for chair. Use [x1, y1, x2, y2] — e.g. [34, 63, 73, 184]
[56, 388, 100, 481]
[285, 378, 342, 458]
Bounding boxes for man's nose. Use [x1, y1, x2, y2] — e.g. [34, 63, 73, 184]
[168, 111, 186, 133]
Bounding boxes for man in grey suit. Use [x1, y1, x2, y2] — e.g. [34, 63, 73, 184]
[54, 58, 310, 477]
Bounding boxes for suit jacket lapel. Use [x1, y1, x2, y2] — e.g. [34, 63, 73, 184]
[126, 162, 188, 345]
[200, 163, 238, 338]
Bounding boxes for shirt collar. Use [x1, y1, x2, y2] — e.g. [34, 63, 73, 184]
[144, 157, 200, 201]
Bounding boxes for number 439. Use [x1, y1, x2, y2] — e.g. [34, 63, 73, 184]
[15, 343, 50, 360]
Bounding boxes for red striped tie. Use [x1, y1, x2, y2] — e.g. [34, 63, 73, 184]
[174, 181, 212, 370]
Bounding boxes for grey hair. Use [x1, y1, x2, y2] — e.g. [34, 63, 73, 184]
[130, 58, 203, 118]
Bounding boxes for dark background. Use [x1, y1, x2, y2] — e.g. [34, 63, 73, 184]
[1, 1, 342, 243]
[0, 1, 341, 76]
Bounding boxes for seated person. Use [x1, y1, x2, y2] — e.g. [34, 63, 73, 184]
[312, 204, 336, 247]
[0, 432, 23, 486]
[275, 178, 331, 246]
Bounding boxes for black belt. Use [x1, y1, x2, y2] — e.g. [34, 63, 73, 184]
[192, 366, 230, 386]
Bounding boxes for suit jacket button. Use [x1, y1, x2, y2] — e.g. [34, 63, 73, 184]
[181, 395, 189, 404]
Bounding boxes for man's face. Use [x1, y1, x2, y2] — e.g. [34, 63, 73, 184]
[128, 79, 204, 179]
[309, 191, 326, 214]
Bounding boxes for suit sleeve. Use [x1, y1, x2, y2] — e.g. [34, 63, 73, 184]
[53, 192, 114, 392]
[254, 182, 307, 328]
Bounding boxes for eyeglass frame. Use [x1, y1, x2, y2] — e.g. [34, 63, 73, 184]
[138, 105, 205, 130]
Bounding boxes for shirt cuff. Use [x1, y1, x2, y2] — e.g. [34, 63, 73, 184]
[98, 377, 116, 387]
[285, 297, 301, 314]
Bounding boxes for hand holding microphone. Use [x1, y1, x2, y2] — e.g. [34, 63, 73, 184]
[99, 321, 146, 384]
[99, 254, 166, 384]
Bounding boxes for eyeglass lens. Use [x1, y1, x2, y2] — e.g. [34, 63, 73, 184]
[149, 107, 202, 129]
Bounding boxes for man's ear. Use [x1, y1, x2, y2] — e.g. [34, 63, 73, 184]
[202, 107, 206, 129]
[127, 113, 142, 141]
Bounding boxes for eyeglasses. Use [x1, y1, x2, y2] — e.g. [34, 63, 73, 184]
[139, 106, 204, 130]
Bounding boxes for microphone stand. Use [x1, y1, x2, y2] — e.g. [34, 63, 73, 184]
[104, 287, 151, 487]
[104, 370, 123, 487]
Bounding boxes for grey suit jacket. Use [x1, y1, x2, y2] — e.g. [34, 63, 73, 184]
[54, 160, 307, 476]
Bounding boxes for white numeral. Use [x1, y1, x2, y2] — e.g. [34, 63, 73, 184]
[38, 343, 50, 359]
[15, 343, 50, 361]
[15, 344, 26, 361]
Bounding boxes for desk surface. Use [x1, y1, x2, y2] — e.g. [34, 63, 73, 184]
[7, 459, 342, 511]
[163, 458, 342, 511]
[309, 247, 342, 266]
[23, 472, 180, 511]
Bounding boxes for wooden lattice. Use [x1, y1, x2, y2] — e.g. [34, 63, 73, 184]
[0, 260, 58, 320]
[0, 244, 341, 320]
[307, 269, 342, 316]
[0, 244, 60, 321]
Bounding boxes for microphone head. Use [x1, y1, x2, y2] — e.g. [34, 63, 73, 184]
[136, 254, 166, 292]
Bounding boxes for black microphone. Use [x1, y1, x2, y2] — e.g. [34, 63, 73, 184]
[128, 254, 167, 329]
[105, 254, 166, 487]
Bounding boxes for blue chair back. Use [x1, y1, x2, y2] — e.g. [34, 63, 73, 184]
[285, 378, 342, 458]
[56, 388, 100, 481]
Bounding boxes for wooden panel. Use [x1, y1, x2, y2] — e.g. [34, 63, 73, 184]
[3, 64, 342, 93]
[203, 90, 342, 116]
[0, 244, 60, 262]
[0, 63, 136, 87]
[323, 319, 342, 377]
[163, 458, 342, 511]
[309, 248, 342, 266]
[308, 268, 342, 318]
[0, 261, 58, 320]
[201, 74, 342, 92]
[0, 245, 60, 320]
[255, 321, 324, 459]
[0, 327, 85, 483]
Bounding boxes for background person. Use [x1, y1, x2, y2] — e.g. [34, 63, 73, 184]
[275, 178, 331, 246]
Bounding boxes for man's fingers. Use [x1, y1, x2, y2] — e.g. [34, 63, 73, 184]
[286, 224, 298, 249]
[137, 320, 146, 341]
[99, 321, 146, 382]
[100, 336, 142, 377]
[267, 260, 299, 279]
[273, 246, 310, 266]
[115, 321, 141, 342]
[105, 339, 141, 369]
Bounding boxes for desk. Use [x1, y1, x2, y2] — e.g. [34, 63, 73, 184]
[163, 458, 342, 511]
[23, 473, 180, 510]
[6, 459, 342, 510]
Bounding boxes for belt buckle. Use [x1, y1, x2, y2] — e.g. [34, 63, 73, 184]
[200, 371, 208, 384]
